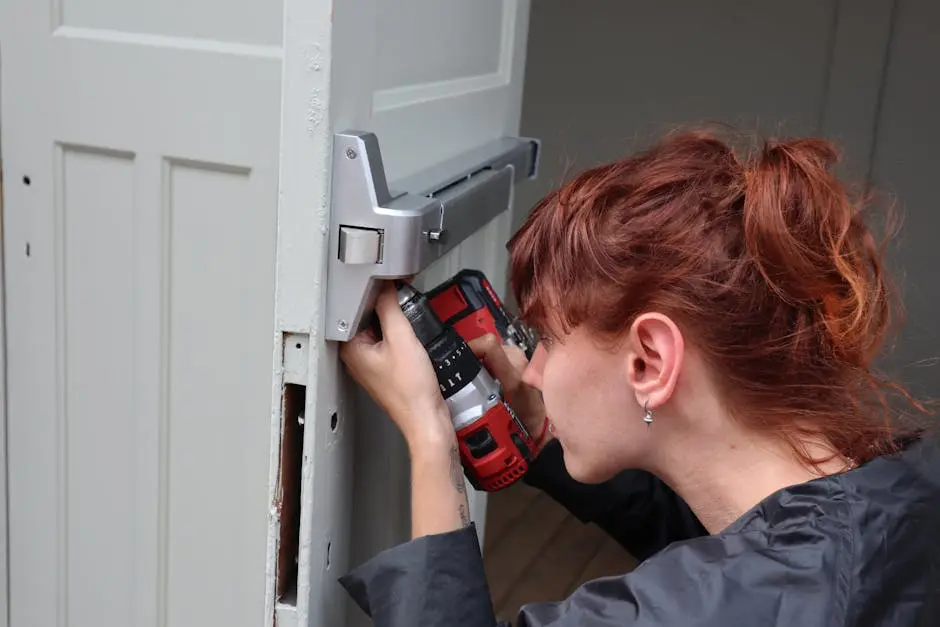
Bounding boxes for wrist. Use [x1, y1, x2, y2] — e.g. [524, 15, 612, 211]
[408, 424, 471, 539]
[400, 403, 455, 457]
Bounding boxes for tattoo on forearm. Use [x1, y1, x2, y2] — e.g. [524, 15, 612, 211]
[450, 443, 470, 527]
[449, 444, 466, 494]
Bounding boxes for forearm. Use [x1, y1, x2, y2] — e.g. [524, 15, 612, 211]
[340, 424, 502, 626]
[410, 438, 472, 538]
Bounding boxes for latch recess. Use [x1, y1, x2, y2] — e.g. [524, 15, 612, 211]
[324, 131, 540, 342]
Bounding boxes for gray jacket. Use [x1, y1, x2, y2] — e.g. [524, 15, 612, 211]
[340, 436, 940, 626]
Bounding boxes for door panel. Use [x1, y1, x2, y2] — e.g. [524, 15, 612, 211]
[372, 0, 530, 183]
[375, 1, 504, 89]
[357, 0, 531, 562]
[0, 1, 283, 626]
[266, 2, 532, 626]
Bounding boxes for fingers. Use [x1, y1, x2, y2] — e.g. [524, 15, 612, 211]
[339, 332, 371, 367]
[468, 334, 522, 386]
[373, 281, 412, 337]
[340, 323, 381, 369]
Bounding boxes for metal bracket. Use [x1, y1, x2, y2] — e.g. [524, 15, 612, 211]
[324, 131, 540, 342]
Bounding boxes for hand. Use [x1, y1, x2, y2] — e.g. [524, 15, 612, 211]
[467, 334, 552, 452]
[339, 282, 453, 450]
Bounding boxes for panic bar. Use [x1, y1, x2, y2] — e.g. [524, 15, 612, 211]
[323, 131, 540, 342]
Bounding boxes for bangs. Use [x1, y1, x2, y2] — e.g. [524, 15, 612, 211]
[508, 187, 593, 338]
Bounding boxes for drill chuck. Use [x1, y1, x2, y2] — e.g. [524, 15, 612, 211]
[396, 281, 483, 401]
[397, 282, 446, 345]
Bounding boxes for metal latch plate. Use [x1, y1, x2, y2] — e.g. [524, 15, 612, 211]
[324, 131, 540, 342]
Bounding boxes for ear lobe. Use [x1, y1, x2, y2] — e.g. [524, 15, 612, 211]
[626, 313, 683, 409]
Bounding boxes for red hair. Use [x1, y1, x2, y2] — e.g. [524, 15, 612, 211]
[508, 128, 930, 468]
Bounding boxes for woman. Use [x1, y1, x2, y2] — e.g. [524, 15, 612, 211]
[337, 129, 940, 626]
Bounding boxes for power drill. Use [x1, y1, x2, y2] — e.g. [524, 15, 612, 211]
[395, 271, 537, 492]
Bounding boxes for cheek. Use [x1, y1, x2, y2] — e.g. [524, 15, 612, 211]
[541, 356, 632, 483]
[541, 351, 606, 429]
[539, 351, 572, 414]
[541, 349, 632, 443]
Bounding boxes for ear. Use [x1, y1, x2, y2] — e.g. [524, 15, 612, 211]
[625, 312, 683, 410]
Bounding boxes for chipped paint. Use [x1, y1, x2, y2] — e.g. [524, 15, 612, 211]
[306, 88, 324, 136]
[303, 42, 323, 72]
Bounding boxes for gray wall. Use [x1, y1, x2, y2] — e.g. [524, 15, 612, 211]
[867, 0, 940, 400]
[513, 0, 939, 400]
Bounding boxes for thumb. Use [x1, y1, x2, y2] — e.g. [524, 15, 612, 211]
[502, 344, 530, 373]
[468, 334, 522, 387]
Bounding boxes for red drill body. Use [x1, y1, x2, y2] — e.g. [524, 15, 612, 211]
[425, 269, 538, 360]
[396, 274, 536, 492]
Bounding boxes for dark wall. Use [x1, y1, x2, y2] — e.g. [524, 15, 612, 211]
[514, 0, 939, 400]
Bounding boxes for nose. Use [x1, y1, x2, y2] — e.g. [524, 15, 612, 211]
[522, 343, 547, 390]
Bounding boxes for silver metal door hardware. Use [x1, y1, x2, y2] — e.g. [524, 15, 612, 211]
[324, 130, 541, 342]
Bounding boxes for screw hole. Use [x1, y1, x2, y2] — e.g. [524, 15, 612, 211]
[326, 541, 332, 568]
[295, 342, 302, 349]
[22, 176, 31, 186]
[25, 243, 30, 257]
[330, 412, 338, 432]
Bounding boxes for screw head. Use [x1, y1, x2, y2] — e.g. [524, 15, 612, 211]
[345, 148, 357, 160]
[337, 319, 349, 332]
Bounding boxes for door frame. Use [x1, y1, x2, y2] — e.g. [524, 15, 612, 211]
[0, 159, 10, 627]
[262, 1, 363, 626]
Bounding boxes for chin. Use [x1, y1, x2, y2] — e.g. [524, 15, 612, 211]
[559, 444, 619, 485]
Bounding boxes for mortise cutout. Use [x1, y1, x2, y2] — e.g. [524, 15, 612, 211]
[275, 383, 306, 605]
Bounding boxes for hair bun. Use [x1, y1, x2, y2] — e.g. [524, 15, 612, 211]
[742, 138, 891, 366]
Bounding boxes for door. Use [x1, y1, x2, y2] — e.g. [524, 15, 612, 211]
[266, 1, 532, 626]
[0, 2, 283, 627]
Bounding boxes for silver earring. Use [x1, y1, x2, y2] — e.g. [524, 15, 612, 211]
[643, 401, 654, 428]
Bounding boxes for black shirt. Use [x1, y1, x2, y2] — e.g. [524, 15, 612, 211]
[519, 439, 707, 561]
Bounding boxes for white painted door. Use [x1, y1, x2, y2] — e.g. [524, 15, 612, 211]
[0, 2, 284, 627]
[1, 1, 530, 626]
[267, 1, 532, 626]
[352, 0, 534, 556]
